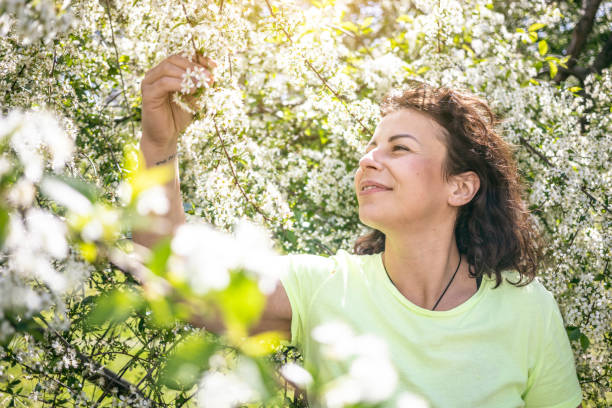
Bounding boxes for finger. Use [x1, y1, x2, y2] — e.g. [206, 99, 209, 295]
[144, 58, 214, 87]
[143, 72, 210, 106]
[167, 54, 216, 72]
[168, 53, 217, 72]
[166, 54, 197, 69]
[142, 62, 187, 85]
[143, 54, 197, 85]
[194, 54, 217, 70]
[142, 77, 184, 101]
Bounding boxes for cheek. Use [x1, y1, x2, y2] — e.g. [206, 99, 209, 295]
[420, 161, 442, 184]
[412, 158, 438, 181]
[398, 158, 445, 196]
[354, 167, 368, 191]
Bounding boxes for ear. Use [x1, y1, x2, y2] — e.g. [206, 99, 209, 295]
[447, 171, 480, 207]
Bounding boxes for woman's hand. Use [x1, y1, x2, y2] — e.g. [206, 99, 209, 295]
[140, 54, 216, 149]
[134, 54, 216, 248]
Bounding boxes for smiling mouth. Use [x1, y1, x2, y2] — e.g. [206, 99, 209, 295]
[359, 184, 392, 195]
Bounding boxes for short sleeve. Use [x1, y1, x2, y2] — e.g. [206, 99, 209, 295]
[279, 254, 336, 349]
[523, 291, 583, 408]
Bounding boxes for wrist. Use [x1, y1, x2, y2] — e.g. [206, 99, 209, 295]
[153, 151, 178, 166]
[140, 135, 178, 168]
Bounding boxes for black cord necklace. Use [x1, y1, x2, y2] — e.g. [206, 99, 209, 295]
[383, 254, 463, 311]
[432, 254, 462, 311]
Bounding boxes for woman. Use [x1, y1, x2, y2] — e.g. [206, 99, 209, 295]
[135, 55, 583, 407]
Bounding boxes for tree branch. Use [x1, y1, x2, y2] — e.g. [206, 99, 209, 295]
[263, 0, 373, 137]
[103, 0, 136, 140]
[517, 137, 611, 214]
[37, 319, 157, 406]
[554, 0, 603, 82]
[591, 31, 612, 73]
[213, 117, 274, 223]
[554, 31, 611, 83]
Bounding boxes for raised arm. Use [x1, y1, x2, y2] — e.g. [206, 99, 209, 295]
[132, 54, 207, 248]
[133, 55, 292, 337]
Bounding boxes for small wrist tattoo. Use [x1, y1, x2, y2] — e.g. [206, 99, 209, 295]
[154, 152, 177, 166]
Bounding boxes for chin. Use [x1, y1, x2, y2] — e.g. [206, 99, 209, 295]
[358, 209, 387, 232]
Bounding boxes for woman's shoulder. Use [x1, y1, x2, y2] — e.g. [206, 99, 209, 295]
[285, 248, 371, 268]
[281, 249, 374, 282]
[486, 269, 558, 311]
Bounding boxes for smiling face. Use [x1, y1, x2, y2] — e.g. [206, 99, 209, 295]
[354, 108, 455, 233]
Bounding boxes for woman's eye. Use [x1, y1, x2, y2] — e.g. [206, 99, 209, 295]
[392, 145, 410, 152]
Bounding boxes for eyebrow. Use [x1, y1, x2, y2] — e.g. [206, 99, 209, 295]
[366, 133, 421, 148]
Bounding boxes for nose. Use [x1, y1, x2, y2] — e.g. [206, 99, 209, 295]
[359, 147, 383, 171]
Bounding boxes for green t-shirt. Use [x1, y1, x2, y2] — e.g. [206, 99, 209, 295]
[279, 250, 583, 408]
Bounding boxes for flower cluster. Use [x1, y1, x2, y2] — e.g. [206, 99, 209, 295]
[0, 0, 74, 45]
[0, 111, 82, 337]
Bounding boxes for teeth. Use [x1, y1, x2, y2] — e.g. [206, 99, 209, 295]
[363, 185, 379, 191]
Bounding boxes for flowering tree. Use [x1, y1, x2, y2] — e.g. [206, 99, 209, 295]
[0, 0, 610, 407]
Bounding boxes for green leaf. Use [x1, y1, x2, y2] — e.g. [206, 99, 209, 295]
[548, 61, 558, 79]
[360, 16, 374, 30]
[252, 357, 280, 399]
[566, 326, 580, 341]
[340, 21, 358, 33]
[579, 333, 590, 351]
[462, 44, 474, 55]
[538, 40, 548, 55]
[528, 23, 546, 32]
[146, 237, 172, 277]
[160, 334, 217, 390]
[416, 66, 430, 75]
[396, 14, 413, 23]
[214, 270, 266, 338]
[44, 174, 99, 203]
[86, 289, 143, 328]
[0, 206, 9, 248]
[148, 297, 175, 328]
[528, 32, 538, 43]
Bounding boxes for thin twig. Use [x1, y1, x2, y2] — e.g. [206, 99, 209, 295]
[37, 318, 154, 405]
[179, 3, 275, 223]
[47, 44, 57, 106]
[105, 132, 122, 174]
[518, 137, 610, 214]
[263, 0, 372, 136]
[518, 136, 552, 166]
[213, 117, 273, 223]
[4, 350, 78, 397]
[181, 2, 200, 56]
[80, 151, 100, 179]
[103, 0, 136, 140]
[9, 64, 26, 93]
[328, 24, 373, 58]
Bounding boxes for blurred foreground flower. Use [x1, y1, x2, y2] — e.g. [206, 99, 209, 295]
[197, 356, 266, 408]
[170, 219, 283, 295]
[312, 321, 400, 407]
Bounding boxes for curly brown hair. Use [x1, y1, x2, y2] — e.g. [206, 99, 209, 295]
[353, 83, 542, 288]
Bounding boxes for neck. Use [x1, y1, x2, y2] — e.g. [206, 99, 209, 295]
[381, 220, 468, 310]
